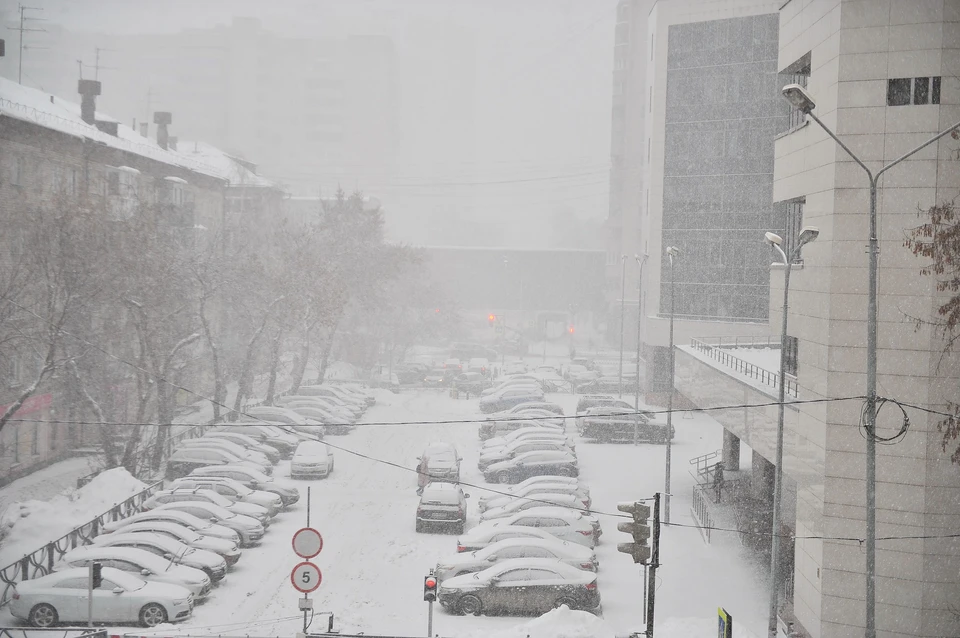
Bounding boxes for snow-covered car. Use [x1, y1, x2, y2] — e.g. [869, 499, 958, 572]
[307, 383, 375, 407]
[476, 507, 599, 547]
[237, 405, 324, 427]
[296, 384, 369, 409]
[187, 465, 299, 507]
[165, 446, 271, 479]
[170, 476, 284, 515]
[57, 545, 211, 600]
[502, 408, 565, 427]
[152, 502, 265, 547]
[477, 439, 576, 471]
[423, 368, 447, 387]
[481, 376, 541, 397]
[479, 492, 590, 522]
[482, 450, 579, 484]
[92, 531, 228, 582]
[434, 537, 597, 582]
[481, 427, 573, 451]
[102, 509, 241, 545]
[210, 424, 299, 457]
[416, 482, 468, 534]
[277, 395, 358, 421]
[199, 432, 281, 463]
[102, 521, 242, 566]
[436, 558, 600, 616]
[143, 488, 272, 523]
[455, 525, 569, 553]
[291, 440, 334, 479]
[10, 567, 193, 627]
[176, 437, 272, 467]
[282, 403, 351, 432]
[419, 442, 461, 482]
[478, 482, 590, 513]
[578, 406, 672, 443]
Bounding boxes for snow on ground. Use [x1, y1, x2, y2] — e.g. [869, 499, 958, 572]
[0, 468, 148, 567]
[0, 373, 770, 637]
[729, 347, 780, 373]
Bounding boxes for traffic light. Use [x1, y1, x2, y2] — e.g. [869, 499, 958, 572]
[91, 561, 103, 588]
[568, 325, 575, 334]
[423, 574, 438, 602]
[488, 313, 496, 326]
[616, 501, 651, 564]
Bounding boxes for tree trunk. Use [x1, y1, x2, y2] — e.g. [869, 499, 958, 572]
[199, 295, 223, 422]
[265, 327, 284, 404]
[316, 313, 343, 384]
[232, 297, 283, 415]
[290, 338, 310, 394]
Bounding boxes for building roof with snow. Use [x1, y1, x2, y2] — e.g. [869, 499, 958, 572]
[175, 141, 278, 189]
[0, 76, 222, 180]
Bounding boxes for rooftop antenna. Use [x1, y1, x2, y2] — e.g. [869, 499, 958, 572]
[93, 46, 118, 80]
[9, 4, 46, 84]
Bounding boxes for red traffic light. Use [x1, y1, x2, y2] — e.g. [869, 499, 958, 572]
[424, 574, 438, 602]
[568, 325, 575, 334]
[425, 577, 437, 588]
[488, 314, 496, 321]
[435, 308, 441, 313]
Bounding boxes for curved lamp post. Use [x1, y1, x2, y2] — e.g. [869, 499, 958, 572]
[764, 226, 818, 638]
[664, 245, 680, 524]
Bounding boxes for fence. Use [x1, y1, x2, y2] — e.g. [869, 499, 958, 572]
[1, 629, 107, 638]
[689, 338, 798, 397]
[691, 484, 713, 544]
[0, 479, 165, 607]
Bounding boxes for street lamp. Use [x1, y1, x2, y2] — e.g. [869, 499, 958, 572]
[618, 255, 628, 398]
[781, 82, 960, 638]
[664, 245, 680, 524]
[634, 254, 649, 446]
[764, 226, 818, 638]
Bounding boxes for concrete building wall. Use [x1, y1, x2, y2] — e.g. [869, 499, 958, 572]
[773, 1, 960, 636]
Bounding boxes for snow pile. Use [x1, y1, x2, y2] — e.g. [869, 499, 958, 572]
[462, 606, 615, 638]
[325, 360, 360, 380]
[0, 468, 149, 567]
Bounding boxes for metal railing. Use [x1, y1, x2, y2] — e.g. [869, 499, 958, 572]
[0, 479, 163, 607]
[691, 485, 713, 544]
[690, 338, 798, 397]
[1, 629, 107, 638]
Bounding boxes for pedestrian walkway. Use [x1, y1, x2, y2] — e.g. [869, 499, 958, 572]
[0, 455, 99, 518]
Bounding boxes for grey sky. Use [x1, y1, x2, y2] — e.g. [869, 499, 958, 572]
[1, 0, 617, 244]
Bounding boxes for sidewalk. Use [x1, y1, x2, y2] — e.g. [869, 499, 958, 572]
[0, 455, 99, 520]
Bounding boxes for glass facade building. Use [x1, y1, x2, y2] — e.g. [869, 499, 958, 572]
[660, 14, 789, 322]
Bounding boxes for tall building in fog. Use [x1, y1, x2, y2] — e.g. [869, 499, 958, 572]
[0, 16, 398, 196]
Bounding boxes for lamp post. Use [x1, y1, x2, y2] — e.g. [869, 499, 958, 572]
[764, 227, 819, 638]
[781, 83, 960, 638]
[618, 254, 628, 398]
[664, 246, 680, 524]
[634, 254, 648, 446]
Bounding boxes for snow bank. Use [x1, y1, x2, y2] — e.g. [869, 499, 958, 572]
[0, 468, 149, 567]
[461, 606, 615, 638]
[325, 360, 360, 380]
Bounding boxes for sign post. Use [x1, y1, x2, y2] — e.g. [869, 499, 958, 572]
[292, 490, 324, 638]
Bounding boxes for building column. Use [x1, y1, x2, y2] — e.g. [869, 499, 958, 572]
[722, 428, 740, 471]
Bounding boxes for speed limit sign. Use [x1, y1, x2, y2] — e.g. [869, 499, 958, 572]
[291, 561, 322, 593]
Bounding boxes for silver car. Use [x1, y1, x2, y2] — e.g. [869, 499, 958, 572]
[92, 531, 228, 582]
[153, 501, 265, 546]
[144, 488, 272, 524]
[170, 476, 284, 516]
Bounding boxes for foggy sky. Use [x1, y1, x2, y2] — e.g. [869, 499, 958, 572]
[0, 0, 618, 246]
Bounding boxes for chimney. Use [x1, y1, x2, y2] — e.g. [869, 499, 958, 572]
[95, 120, 118, 136]
[153, 111, 172, 150]
[167, 136, 178, 151]
[77, 79, 101, 125]
[139, 122, 148, 138]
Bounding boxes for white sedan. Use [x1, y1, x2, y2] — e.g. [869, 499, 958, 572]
[479, 492, 590, 522]
[291, 440, 334, 479]
[434, 537, 598, 582]
[479, 483, 591, 513]
[92, 531, 228, 582]
[481, 427, 573, 451]
[475, 507, 599, 547]
[456, 525, 568, 553]
[58, 545, 211, 600]
[10, 567, 193, 627]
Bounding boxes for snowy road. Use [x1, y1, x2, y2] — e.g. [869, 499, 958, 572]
[1, 386, 769, 637]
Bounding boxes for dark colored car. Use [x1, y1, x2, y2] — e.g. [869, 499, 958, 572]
[479, 388, 546, 414]
[454, 372, 492, 396]
[396, 363, 429, 385]
[577, 407, 672, 443]
[437, 558, 600, 616]
[482, 450, 579, 484]
[573, 377, 625, 394]
[416, 482, 469, 534]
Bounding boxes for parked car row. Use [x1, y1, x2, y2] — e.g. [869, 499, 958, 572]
[423, 393, 603, 618]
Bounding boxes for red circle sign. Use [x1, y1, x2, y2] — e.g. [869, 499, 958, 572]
[291, 561, 322, 593]
[292, 527, 323, 558]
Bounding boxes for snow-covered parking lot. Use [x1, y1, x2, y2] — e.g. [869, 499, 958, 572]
[1, 387, 768, 637]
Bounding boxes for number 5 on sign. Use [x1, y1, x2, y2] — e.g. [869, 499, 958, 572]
[291, 561, 322, 593]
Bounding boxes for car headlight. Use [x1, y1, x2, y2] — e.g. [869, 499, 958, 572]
[175, 598, 190, 605]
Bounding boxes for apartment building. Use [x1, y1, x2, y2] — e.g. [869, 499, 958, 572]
[674, 1, 960, 636]
[0, 76, 282, 484]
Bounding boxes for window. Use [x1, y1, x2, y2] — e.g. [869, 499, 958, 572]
[12, 156, 23, 186]
[783, 335, 799, 377]
[785, 198, 805, 262]
[615, 57, 626, 70]
[54, 578, 89, 589]
[887, 77, 941, 106]
[782, 53, 811, 129]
